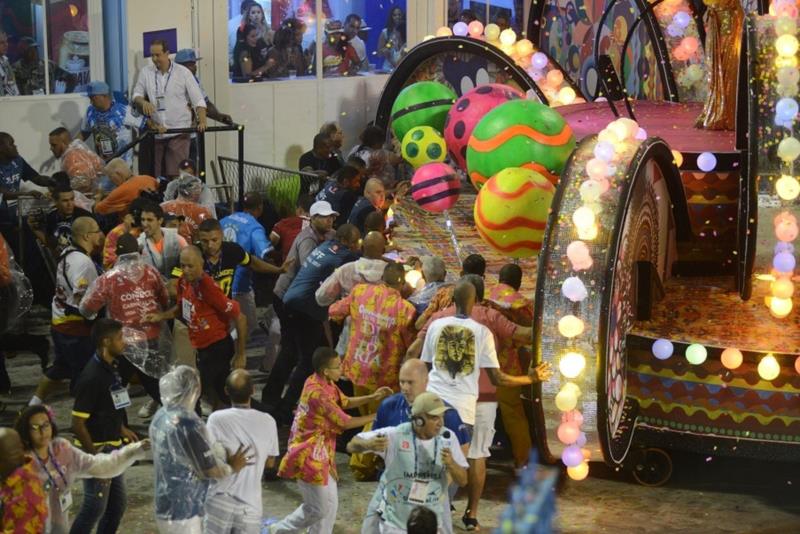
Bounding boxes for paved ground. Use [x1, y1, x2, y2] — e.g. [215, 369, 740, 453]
[2, 321, 799, 533]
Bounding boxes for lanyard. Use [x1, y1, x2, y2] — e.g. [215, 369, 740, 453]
[411, 433, 442, 478]
[35, 446, 69, 492]
[154, 62, 173, 96]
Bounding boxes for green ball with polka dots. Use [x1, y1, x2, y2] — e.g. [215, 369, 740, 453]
[401, 126, 447, 169]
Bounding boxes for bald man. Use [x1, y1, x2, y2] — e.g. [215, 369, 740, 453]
[315, 231, 388, 307]
[30, 216, 104, 406]
[348, 178, 386, 234]
[205, 369, 279, 533]
[149, 246, 246, 410]
[0, 428, 48, 532]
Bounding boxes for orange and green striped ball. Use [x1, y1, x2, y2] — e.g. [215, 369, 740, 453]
[474, 167, 556, 258]
[466, 100, 575, 190]
[390, 81, 457, 143]
[402, 126, 447, 168]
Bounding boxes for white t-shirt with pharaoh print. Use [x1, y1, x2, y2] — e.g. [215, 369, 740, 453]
[420, 315, 499, 425]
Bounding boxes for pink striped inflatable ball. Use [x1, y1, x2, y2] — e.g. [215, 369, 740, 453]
[444, 84, 525, 171]
[474, 167, 555, 258]
[411, 163, 461, 213]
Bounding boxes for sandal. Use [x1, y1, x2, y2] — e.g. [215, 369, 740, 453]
[462, 512, 480, 531]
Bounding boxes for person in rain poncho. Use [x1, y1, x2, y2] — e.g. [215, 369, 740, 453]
[161, 175, 215, 242]
[80, 233, 170, 406]
[149, 365, 252, 534]
[15, 405, 149, 534]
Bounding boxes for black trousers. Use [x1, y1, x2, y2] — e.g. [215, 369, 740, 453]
[197, 335, 234, 407]
[117, 356, 161, 405]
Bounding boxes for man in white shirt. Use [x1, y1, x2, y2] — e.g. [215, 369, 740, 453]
[132, 39, 207, 179]
[205, 369, 279, 534]
[348, 392, 469, 534]
[419, 281, 551, 531]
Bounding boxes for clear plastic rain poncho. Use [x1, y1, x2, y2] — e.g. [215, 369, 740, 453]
[79, 252, 173, 377]
[149, 366, 232, 525]
[0, 235, 33, 334]
[61, 138, 105, 194]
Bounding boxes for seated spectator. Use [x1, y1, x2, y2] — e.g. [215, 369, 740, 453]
[81, 81, 151, 164]
[94, 159, 158, 216]
[409, 256, 449, 314]
[269, 194, 312, 262]
[322, 20, 361, 77]
[48, 127, 105, 195]
[232, 23, 272, 79]
[348, 177, 386, 234]
[495, 14, 511, 31]
[377, 8, 406, 70]
[236, 1, 273, 45]
[13, 37, 70, 95]
[0, 31, 19, 96]
[299, 133, 342, 177]
[344, 14, 369, 71]
[161, 175, 214, 241]
[316, 165, 362, 225]
[265, 27, 307, 79]
[281, 17, 312, 74]
[28, 174, 94, 256]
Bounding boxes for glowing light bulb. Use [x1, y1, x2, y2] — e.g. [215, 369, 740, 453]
[572, 206, 595, 230]
[555, 387, 578, 411]
[499, 28, 517, 46]
[776, 34, 799, 57]
[577, 224, 598, 240]
[778, 137, 800, 162]
[608, 121, 630, 142]
[515, 39, 534, 57]
[467, 20, 484, 38]
[546, 69, 564, 87]
[769, 296, 793, 318]
[567, 462, 589, 481]
[720, 347, 743, 370]
[558, 316, 585, 338]
[776, 175, 800, 200]
[672, 150, 683, 167]
[422, 35, 435, 42]
[680, 36, 699, 54]
[436, 26, 453, 37]
[557, 422, 580, 444]
[484, 23, 500, 41]
[558, 86, 576, 105]
[559, 352, 586, 378]
[758, 354, 781, 380]
[772, 277, 795, 299]
[685, 343, 707, 365]
[566, 241, 593, 271]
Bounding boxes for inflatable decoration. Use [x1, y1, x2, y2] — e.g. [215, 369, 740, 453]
[410, 162, 461, 213]
[474, 167, 555, 258]
[467, 100, 575, 189]
[444, 83, 524, 171]
[401, 126, 447, 168]
[390, 81, 457, 143]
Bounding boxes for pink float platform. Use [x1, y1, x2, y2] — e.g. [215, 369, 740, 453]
[559, 101, 737, 154]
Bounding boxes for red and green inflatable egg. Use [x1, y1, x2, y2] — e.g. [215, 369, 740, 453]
[444, 83, 524, 171]
[390, 81, 457, 143]
[466, 100, 575, 190]
[474, 167, 555, 258]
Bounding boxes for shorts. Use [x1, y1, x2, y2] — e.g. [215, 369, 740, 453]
[156, 516, 202, 534]
[467, 401, 498, 460]
[46, 328, 93, 386]
[203, 493, 261, 534]
[196, 335, 234, 403]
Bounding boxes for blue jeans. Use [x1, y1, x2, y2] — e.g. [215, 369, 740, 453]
[69, 475, 126, 534]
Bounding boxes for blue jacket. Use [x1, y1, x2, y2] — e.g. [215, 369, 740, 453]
[220, 211, 273, 294]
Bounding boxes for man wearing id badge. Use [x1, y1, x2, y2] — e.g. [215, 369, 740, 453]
[132, 39, 207, 179]
[71, 319, 143, 533]
[348, 392, 468, 534]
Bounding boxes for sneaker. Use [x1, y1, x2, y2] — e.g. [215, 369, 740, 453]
[462, 512, 480, 531]
[138, 399, 158, 419]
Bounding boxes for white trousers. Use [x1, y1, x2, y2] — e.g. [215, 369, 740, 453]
[156, 516, 202, 534]
[272, 479, 338, 534]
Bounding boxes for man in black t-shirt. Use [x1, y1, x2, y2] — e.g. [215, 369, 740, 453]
[29, 177, 93, 256]
[71, 319, 143, 532]
[173, 219, 289, 297]
[298, 133, 342, 177]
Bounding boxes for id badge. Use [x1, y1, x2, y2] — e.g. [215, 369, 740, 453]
[100, 139, 113, 155]
[60, 489, 73, 511]
[110, 386, 131, 409]
[156, 95, 166, 112]
[182, 299, 193, 322]
[407, 479, 430, 505]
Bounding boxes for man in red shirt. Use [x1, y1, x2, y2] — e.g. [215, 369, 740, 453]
[269, 194, 313, 262]
[148, 246, 246, 410]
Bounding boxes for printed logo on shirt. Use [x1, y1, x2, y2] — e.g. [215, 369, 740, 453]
[401, 440, 410, 450]
[435, 325, 476, 379]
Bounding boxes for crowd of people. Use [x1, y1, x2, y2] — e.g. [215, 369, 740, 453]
[227, 1, 407, 81]
[0, 15, 551, 533]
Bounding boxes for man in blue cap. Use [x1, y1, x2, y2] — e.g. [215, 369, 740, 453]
[81, 80, 159, 169]
[174, 49, 232, 125]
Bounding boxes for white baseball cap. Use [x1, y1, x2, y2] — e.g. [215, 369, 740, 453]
[309, 200, 339, 217]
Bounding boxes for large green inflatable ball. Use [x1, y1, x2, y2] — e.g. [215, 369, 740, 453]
[401, 126, 447, 169]
[466, 100, 576, 190]
[390, 81, 457, 143]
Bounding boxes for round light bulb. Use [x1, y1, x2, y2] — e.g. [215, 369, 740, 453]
[720, 347, 743, 370]
[499, 28, 517, 46]
[685, 343, 707, 365]
[567, 462, 589, 480]
[546, 69, 565, 87]
[577, 224, 598, 240]
[758, 354, 781, 380]
[769, 296, 793, 318]
[422, 34, 435, 42]
[557, 316, 585, 338]
[776, 34, 799, 57]
[772, 277, 795, 299]
[672, 150, 683, 167]
[776, 175, 800, 200]
[515, 38, 534, 57]
[572, 206, 596, 230]
[555, 388, 578, 411]
[436, 26, 453, 37]
[559, 352, 586, 378]
[484, 23, 500, 41]
[467, 20, 484, 38]
[777, 137, 800, 162]
[558, 86, 577, 105]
